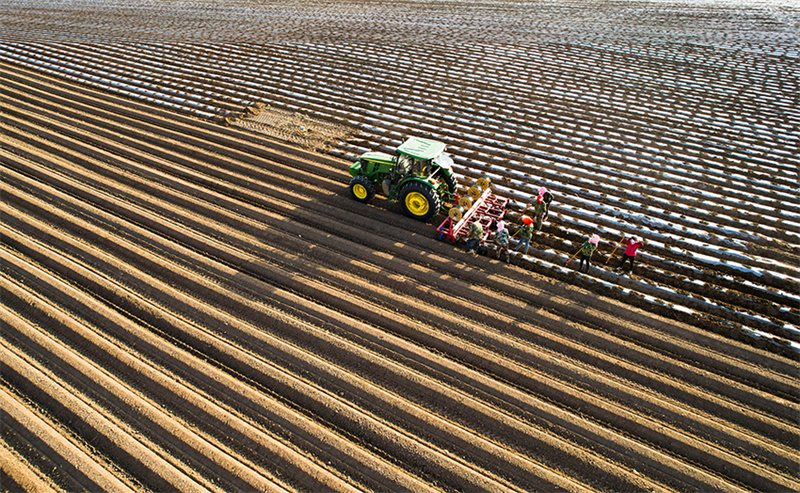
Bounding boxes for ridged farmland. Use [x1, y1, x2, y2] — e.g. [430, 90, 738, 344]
[1, 1, 798, 491]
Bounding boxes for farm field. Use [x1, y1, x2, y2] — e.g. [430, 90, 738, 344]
[1, 0, 799, 491]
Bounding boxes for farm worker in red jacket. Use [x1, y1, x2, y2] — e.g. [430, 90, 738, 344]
[577, 234, 600, 273]
[466, 220, 484, 255]
[616, 236, 645, 274]
[514, 216, 534, 255]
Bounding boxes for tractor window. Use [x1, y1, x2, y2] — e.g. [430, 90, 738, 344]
[406, 158, 428, 177]
[396, 155, 411, 176]
[416, 160, 428, 176]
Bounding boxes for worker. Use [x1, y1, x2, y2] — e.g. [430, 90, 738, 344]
[542, 189, 554, 220]
[577, 234, 600, 273]
[465, 220, 484, 255]
[616, 236, 645, 274]
[532, 187, 549, 232]
[493, 220, 510, 262]
[514, 216, 534, 255]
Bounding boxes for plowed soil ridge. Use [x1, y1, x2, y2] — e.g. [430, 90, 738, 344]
[1, 65, 798, 492]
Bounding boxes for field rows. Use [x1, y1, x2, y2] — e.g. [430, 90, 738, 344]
[2, 63, 798, 491]
[1, 1, 798, 490]
[1, 37, 798, 350]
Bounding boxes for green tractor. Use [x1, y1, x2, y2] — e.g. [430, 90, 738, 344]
[347, 137, 458, 221]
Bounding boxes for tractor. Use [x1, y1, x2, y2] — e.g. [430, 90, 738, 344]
[347, 137, 458, 221]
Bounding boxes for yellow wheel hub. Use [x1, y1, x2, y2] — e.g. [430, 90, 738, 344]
[353, 183, 368, 200]
[405, 192, 430, 216]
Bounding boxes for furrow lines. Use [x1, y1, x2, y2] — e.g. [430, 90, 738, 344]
[3, 62, 791, 346]
[1, 25, 797, 491]
[0, 159, 625, 492]
[0, 320, 221, 493]
[0, 240, 463, 493]
[3, 124, 796, 488]
[2, 113, 796, 407]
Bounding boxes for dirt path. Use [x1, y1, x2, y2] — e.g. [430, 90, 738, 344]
[1, 64, 798, 492]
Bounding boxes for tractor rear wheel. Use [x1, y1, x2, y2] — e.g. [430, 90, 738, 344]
[400, 182, 441, 221]
[349, 175, 375, 203]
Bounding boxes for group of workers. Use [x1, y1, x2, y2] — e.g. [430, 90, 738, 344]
[464, 186, 646, 275]
[466, 186, 550, 259]
[571, 234, 645, 274]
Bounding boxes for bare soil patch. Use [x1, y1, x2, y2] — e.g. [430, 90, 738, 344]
[229, 103, 355, 153]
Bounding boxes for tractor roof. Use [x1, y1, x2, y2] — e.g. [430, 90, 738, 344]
[396, 137, 446, 160]
[360, 151, 394, 163]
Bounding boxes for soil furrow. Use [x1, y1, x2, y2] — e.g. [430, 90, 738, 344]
[0, 381, 138, 493]
[4, 60, 792, 326]
[0, 290, 293, 493]
[1, 209, 537, 491]
[3, 59, 796, 276]
[3, 66, 797, 338]
[1, 24, 797, 491]
[7, 153, 796, 482]
[1, 167, 610, 491]
[0, 267, 378, 493]
[3, 135, 795, 423]
[0, 436, 62, 493]
[0, 242, 448, 493]
[4, 106, 792, 416]
[0, 326, 220, 493]
[3, 152, 796, 490]
[3, 99, 796, 400]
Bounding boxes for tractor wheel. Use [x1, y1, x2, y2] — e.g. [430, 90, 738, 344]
[349, 175, 375, 203]
[443, 171, 458, 195]
[400, 182, 441, 221]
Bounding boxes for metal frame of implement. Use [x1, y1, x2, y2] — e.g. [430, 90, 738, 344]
[436, 185, 508, 244]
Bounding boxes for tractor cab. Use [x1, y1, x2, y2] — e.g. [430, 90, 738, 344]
[394, 137, 450, 179]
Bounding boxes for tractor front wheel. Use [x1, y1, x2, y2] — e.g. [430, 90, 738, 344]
[443, 171, 458, 196]
[400, 182, 441, 221]
[349, 175, 375, 203]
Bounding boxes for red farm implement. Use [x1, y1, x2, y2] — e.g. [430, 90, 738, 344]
[436, 178, 508, 244]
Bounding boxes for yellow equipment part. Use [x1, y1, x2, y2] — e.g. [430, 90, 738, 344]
[404, 191, 430, 217]
[449, 205, 464, 222]
[467, 185, 482, 201]
[352, 183, 369, 200]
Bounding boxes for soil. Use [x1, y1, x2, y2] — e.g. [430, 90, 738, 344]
[1, 1, 798, 492]
[230, 104, 355, 153]
[2, 62, 798, 493]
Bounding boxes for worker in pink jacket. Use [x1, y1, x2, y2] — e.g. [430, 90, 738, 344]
[616, 236, 645, 274]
